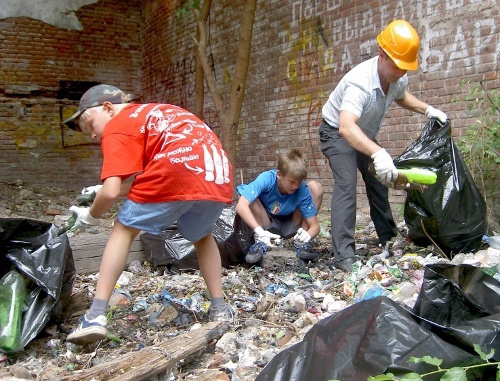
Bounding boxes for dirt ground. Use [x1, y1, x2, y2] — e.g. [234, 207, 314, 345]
[0, 180, 496, 381]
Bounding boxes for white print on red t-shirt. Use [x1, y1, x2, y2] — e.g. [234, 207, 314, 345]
[142, 106, 230, 185]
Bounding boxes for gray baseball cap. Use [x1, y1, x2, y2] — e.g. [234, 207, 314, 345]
[62, 84, 129, 131]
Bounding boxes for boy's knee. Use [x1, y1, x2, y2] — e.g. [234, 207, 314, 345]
[307, 180, 324, 197]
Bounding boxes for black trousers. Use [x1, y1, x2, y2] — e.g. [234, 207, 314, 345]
[319, 121, 397, 261]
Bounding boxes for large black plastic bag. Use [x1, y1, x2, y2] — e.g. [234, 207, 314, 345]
[411, 263, 500, 360]
[256, 297, 491, 381]
[393, 119, 488, 255]
[256, 263, 499, 381]
[0, 218, 75, 350]
[140, 203, 254, 270]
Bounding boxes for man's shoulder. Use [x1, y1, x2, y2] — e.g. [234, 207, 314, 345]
[343, 57, 376, 87]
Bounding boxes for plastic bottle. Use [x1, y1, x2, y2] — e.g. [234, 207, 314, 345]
[362, 286, 392, 300]
[0, 270, 26, 352]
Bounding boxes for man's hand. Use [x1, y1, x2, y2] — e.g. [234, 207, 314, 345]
[254, 226, 282, 247]
[69, 206, 100, 232]
[371, 148, 398, 183]
[425, 106, 447, 123]
[293, 228, 312, 244]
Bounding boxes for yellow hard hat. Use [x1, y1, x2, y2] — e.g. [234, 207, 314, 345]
[377, 20, 420, 71]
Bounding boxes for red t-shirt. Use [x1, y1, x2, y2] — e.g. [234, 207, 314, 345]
[100, 103, 233, 204]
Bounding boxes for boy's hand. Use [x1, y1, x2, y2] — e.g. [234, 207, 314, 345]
[81, 184, 103, 195]
[76, 185, 102, 205]
[254, 226, 282, 247]
[69, 206, 100, 232]
[293, 228, 311, 243]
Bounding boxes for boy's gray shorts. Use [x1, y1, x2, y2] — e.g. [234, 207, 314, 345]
[264, 212, 300, 239]
[118, 199, 225, 242]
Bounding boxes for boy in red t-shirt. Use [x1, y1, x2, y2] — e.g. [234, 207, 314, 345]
[63, 84, 234, 345]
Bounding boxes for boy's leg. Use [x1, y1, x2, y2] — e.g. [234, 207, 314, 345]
[248, 197, 272, 227]
[293, 180, 324, 228]
[94, 220, 140, 301]
[178, 202, 234, 321]
[67, 220, 139, 344]
[193, 234, 224, 299]
[308, 180, 324, 211]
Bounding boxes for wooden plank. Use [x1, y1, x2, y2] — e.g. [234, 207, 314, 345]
[68, 234, 145, 274]
[54, 321, 227, 381]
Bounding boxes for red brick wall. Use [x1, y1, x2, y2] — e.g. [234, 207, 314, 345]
[141, 0, 499, 220]
[0, 0, 142, 189]
[1, 0, 498, 220]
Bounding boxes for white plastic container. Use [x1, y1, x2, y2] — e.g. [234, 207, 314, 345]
[489, 235, 500, 249]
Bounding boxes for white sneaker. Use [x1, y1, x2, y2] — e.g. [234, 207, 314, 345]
[66, 314, 107, 345]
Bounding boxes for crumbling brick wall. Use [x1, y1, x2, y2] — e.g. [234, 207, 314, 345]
[141, 0, 499, 220]
[0, 0, 142, 190]
[1, 0, 498, 220]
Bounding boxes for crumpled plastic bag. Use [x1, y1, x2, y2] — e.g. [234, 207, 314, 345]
[256, 263, 499, 381]
[140, 203, 254, 270]
[0, 218, 75, 351]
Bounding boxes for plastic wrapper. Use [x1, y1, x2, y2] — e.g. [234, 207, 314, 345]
[0, 218, 75, 351]
[140, 203, 254, 270]
[256, 263, 499, 380]
[394, 119, 489, 255]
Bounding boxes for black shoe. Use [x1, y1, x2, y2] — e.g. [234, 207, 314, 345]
[245, 241, 269, 264]
[333, 257, 356, 272]
[295, 242, 319, 261]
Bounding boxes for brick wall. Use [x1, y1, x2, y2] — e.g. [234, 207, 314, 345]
[141, 0, 499, 221]
[1, 0, 498, 222]
[0, 0, 142, 190]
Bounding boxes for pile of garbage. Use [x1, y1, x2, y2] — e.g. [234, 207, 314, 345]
[1, 214, 499, 381]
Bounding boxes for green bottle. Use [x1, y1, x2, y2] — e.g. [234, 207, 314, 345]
[0, 270, 26, 352]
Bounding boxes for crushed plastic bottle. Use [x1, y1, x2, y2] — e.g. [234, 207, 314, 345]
[0, 270, 26, 353]
[362, 286, 392, 300]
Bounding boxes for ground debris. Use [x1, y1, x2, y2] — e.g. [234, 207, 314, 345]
[1, 183, 499, 381]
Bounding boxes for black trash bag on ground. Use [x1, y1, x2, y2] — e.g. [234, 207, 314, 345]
[256, 263, 499, 381]
[0, 218, 75, 350]
[140, 203, 254, 270]
[393, 119, 488, 256]
[411, 263, 500, 360]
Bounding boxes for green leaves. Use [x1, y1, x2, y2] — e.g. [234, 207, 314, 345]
[408, 356, 442, 367]
[366, 346, 499, 380]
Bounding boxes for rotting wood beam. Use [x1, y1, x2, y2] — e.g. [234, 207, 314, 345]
[53, 321, 228, 381]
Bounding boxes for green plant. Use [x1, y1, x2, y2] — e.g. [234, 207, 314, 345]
[366, 344, 500, 380]
[175, 0, 201, 18]
[457, 79, 500, 175]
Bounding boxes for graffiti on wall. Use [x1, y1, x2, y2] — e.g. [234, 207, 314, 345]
[283, 0, 498, 84]
[279, 0, 498, 175]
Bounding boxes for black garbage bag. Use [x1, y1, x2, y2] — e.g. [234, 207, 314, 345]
[0, 218, 75, 351]
[411, 263, 500, 360]
[256, 263, 499, 381]
[140, 203, 254, 270]
[393, 119, 488, 256]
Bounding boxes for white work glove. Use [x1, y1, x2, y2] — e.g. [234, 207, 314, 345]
[293, 228, 312, 244]
[69, 206, 100, 232]
[81, 184, 103, 195]
[371, 148, 398, 183]
[254, 226, 282, 247]
[425, 106, 447, 123]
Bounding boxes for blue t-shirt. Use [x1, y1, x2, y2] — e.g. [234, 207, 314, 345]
[236, 169, 317, 219]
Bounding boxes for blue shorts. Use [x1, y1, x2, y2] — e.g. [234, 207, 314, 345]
[117, 199, 225, 241]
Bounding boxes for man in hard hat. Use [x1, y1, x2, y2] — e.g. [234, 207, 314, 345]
[319, 20, 447, 272]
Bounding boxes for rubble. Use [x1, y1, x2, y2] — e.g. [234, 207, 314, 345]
[0, 181, 499, 380]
